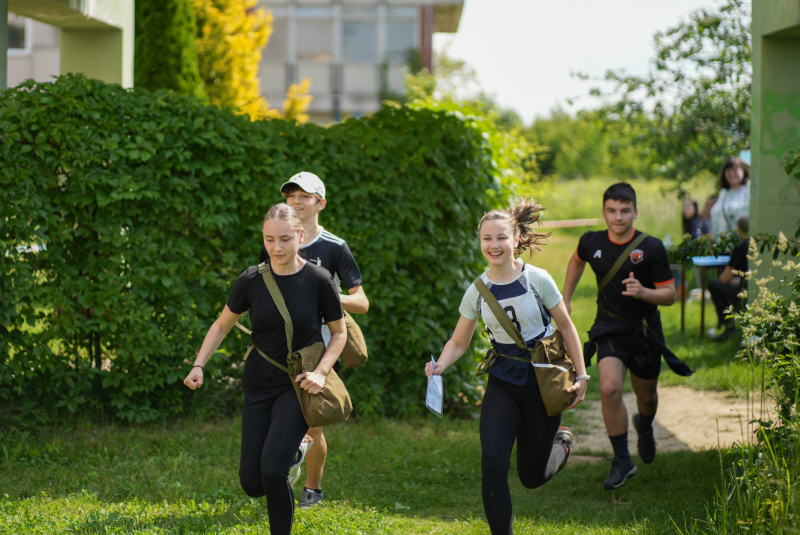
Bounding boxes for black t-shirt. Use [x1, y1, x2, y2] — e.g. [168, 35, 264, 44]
[728, 240, 748, 273]
[577, 229, 674, 322]
[260, 228, 363, 290]
[227, 261, 344, 394]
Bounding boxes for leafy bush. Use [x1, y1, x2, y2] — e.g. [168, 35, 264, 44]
[0, 74, 502, 423]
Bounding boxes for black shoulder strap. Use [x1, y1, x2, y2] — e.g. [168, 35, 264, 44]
[597, 233, 648, 295]
[473, 276, 527, 350]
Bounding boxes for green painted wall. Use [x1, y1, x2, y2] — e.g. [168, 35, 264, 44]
[751, 1, 800, 240]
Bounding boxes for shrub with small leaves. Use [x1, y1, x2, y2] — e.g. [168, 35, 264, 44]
[0, 75, 505, 422]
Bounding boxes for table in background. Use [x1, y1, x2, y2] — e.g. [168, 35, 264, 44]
[681, 255, 730, 338]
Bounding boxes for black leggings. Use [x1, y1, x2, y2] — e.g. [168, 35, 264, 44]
[239, 388, 308, 535]
[480, 375, 566, 535]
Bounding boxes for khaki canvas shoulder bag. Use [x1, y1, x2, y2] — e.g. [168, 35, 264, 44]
[246, 261, 353, 428]
[339, 310, 368, 368]
[473, 271, 577, 417]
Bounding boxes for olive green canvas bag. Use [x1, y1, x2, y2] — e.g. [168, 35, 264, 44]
[339, 310, 368, 368]
[473, 276, 577, 417]
[245, 262, 353, 428]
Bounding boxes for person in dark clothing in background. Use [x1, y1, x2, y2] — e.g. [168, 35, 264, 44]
[683, 198, 710, 238]
[708, 216, 749, 342]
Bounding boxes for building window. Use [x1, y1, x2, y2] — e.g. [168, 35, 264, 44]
[263, 17, 288, 60]
[297, 19, 333, 61]
[342, 5, 378, 17]
[342, 20, 377, 62]
[386, 20, 415, 64]
[387, 6, 417, 18]
[8, 14, 32, 54]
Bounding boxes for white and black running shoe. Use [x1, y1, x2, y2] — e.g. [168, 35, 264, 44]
[298, 488, 324, 509]
[288, 436, 314, 486]
[555, 426, 573, 473]
[604, 456, 637, 490]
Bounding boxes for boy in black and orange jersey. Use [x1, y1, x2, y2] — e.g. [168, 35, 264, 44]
[563, 183, 692, 491]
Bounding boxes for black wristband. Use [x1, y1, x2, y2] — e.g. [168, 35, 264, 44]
[193, 365, 204, 371]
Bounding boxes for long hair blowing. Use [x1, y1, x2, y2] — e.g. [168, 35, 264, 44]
[479, 199, 551, 254]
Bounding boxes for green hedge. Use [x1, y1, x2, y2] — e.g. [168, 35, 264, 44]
[0, 75, 498, 422]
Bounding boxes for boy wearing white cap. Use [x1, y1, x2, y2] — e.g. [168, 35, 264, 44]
[260, 171, 369, 509]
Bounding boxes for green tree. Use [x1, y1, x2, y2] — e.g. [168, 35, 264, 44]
[134, 0, 207, 100]
[526, 108, 652, 179]
[192, 0, 279, 121]
[402, 50, 540, 194]
[581, 0, 751, 185]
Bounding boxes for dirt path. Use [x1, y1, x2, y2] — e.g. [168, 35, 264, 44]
[570, 385, 771, 461]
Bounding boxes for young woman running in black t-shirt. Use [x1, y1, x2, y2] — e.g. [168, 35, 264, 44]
[184, 204, 345, 535]
[425, 200, 588, 535]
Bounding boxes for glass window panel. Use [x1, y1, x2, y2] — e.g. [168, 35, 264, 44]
[263, 19, 288, 60]
[260, 62, 287, 96]
[297, 63, 332, 94]
[387, 20, 415, 63]
[386, 65, 406, 95]
[297, 20, 333, 61]
[342, 21, 377, 62]
[263, 6, 288, 17]
[342, 6, 377, 17]
[297, 6, 333, 17]
[342, 64, 378, 94]
[8, 15, 27, 50]
[387, 6, 417, 18]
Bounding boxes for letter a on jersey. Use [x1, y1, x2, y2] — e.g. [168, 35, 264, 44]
[593, 250, 602, 259]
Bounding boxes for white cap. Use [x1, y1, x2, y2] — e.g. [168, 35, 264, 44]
[280, 171, 326, 199]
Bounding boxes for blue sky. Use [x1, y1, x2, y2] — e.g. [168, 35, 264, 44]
[433, 0, 713, 123]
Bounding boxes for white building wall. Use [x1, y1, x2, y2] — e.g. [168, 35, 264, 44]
[7, 15, 60, 88]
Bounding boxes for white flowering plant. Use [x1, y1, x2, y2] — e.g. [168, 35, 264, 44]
[734, 234, 799, 429]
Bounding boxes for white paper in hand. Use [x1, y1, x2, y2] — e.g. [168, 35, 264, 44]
[426, 356, 443, 418]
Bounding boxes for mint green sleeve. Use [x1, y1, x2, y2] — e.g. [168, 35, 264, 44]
[458, 284, 480, 320]
[531, 267, 563, 309]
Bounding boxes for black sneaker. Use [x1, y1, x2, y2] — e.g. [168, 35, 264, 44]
[554, 426, 573, 473]
[632, 413, 656, 464]
[604, 456, 637, 490]
[298, 488, 323, 510]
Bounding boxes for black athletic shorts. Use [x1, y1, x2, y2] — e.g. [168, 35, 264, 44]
[595, 334, 661, 380]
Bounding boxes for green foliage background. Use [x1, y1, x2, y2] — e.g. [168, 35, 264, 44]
[0, 75, 503, 422]
[134, 0, 207, 100]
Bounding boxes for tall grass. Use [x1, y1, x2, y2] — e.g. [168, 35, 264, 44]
[534, 176, 717, 242]
[674, 236, 800, 534]
[675, 350, 800, 535]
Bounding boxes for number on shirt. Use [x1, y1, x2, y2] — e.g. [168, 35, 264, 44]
[504, 305, 522, 333]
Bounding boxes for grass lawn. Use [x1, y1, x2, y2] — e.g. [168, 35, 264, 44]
[1, 419, 721, 534]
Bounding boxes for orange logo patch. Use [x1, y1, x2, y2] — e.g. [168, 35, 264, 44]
[630, 249, 644, 264]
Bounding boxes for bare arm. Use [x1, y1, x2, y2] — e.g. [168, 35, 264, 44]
[425, 316, 479, 376]
[621, 271, 677, 306]
[297, 317, 347, 395]
[548, 300, 588, 409]
[719, 266, 734, 285]
[563, 252, 587, 314]
[340, 285, 369, 314]
[184, 305, 243, 390]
